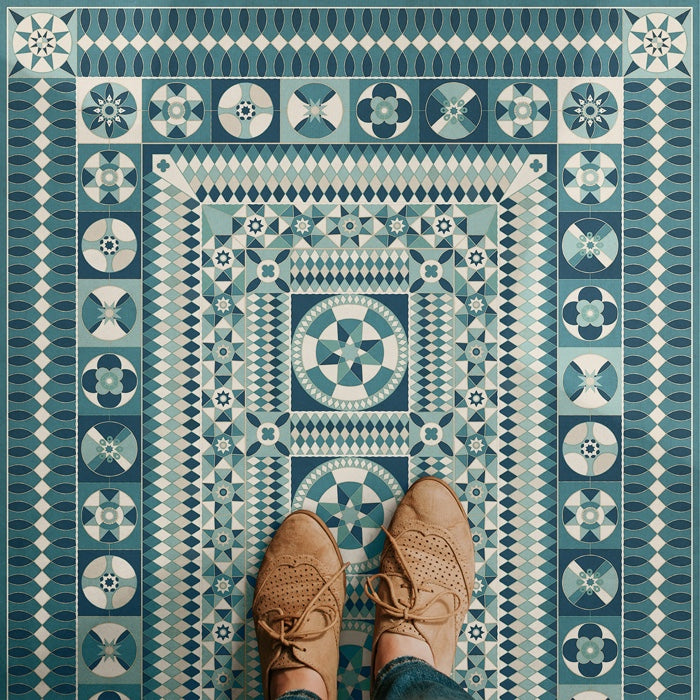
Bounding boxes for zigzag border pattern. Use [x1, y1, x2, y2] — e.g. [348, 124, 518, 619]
[7, 78, 77, 698]
[76, 8, 622, 78]
[170, 143, 543, 205]
[142, 169, 203, 697]
[622, 78, 692, 699]
[498, 170, 558, 699]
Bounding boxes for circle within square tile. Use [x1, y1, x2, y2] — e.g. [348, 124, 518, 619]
[562, 82, 618, 139]
[81, 487, 137, 543]
[562, 554, 618, 610]
[81, 218, 137, 273]
[81, 353, 138, 409]
[562, 353, 618, 409]
[562, 623, 618, 678]
[82, 151, 137, 205]
[218, 82, 274, 139]
[495, 82, 550, 138]
[82, 285, 137, 341]
[81, 421, 138, 477]
[356, 83, 412, 139]
[562, 151, 618, 205]
[562, 286, 618, 341]
[82, 554, 137, 610]
[426, 82, 482, 140]
[82, 82, 137, 139]
[562, 218, 618, 273]
[563, 488, 618, 543]
[287, 83, 343, 138]
[562, 421, 618, 476]
[82, 622, 137, 677]
[149, 82, 204, 138]
[291, 295, 408, 410]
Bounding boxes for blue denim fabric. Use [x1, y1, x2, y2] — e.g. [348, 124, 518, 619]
[277, 692, 322, 700]
[373, 656, 474, 700]
[277, 656, 474, 700]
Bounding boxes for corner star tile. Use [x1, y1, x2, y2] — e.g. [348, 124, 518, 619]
[622, 9, 690, 77]
[9, 9, 78, 77]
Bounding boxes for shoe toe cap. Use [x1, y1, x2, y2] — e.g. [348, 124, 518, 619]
[266, 510, 343, 572]
[399, 477, 469, 530]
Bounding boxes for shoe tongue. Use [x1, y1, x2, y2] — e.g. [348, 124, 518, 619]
[266, 608, 331, 670]
[266, 611, 332, 697]
[269, 648, 304, 671]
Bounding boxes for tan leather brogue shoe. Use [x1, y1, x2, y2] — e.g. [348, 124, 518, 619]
[253, 510, 347, 700]
[364, 476, 475, 677]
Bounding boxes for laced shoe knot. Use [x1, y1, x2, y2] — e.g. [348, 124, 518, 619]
[260, 564, 347, 666]
[363, 527, 463, 625]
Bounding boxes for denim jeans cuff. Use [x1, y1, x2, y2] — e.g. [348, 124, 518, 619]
[374, 655, 431, 688]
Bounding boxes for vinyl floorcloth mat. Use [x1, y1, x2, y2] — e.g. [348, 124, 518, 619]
[3, 3, 698, 699]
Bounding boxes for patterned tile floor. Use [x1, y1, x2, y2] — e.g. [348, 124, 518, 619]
[3, 4, 697, 700]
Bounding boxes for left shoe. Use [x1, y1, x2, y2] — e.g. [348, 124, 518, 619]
[253, 510, 347, 700]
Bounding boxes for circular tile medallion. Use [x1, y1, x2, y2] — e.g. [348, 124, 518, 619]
[81, 218, 138, 273]
[562, 218, 619, 274]
[562, 354, 618, 409]
[562, 554, 619, 610]
[82, 150, 137, 205]
[82, 285, 137, 341]
[291, 294, 408, 410]
[218, 82, 274, 139]
[356, 82, 412, 139]
[82, 82, 137, 139]
[562, 286, 618, 341]
[149, 82, 205, 138]
[80, 421, 138, 477]
[562, 151, 618, 205]
[562, 623, 618, 678]
[82, 554, 137, 610]
[562, 82, 618, 139]
[81, 622, 137, 678]
[426, 81, 482, 139]
[287, 83, 343, 138]
[563, 488, 618, 543]
[293, 457, 403, 573]
[81, 488, 137, 543]
[495, 82, 550, 138]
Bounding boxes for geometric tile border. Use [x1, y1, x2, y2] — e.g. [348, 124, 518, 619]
[147, 143, 554, 698]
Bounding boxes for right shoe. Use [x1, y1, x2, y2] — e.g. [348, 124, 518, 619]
[364, 476, 475, 677]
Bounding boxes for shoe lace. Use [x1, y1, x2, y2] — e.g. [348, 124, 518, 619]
[259, 563, 348, 662]
[364, 527, 463, 624]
